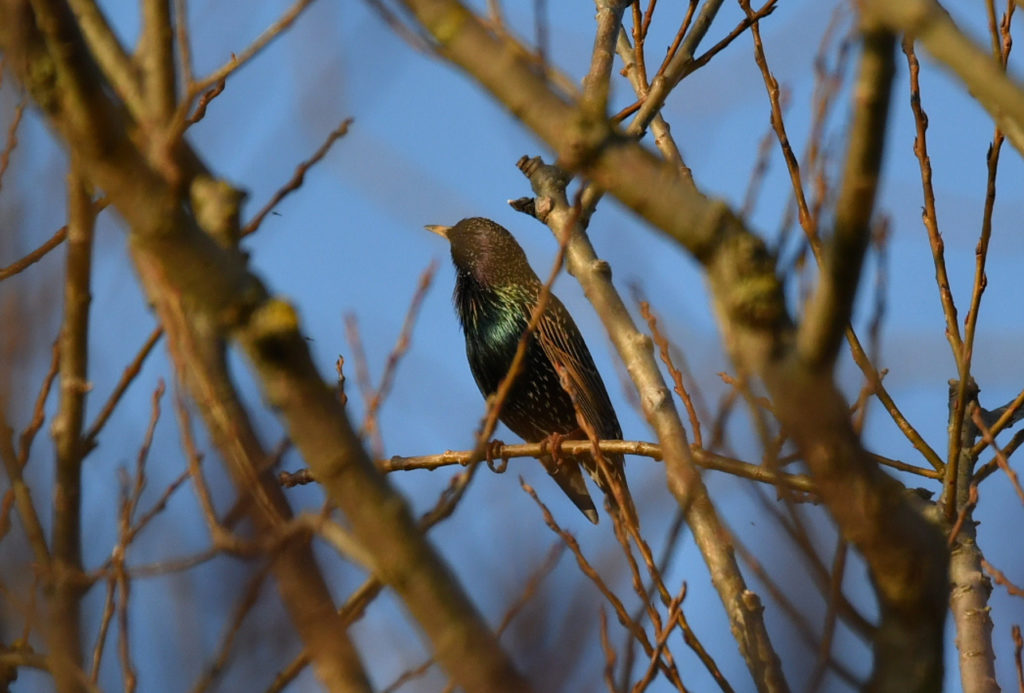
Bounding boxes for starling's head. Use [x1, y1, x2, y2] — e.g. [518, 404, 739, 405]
[425, 217, 537, 286]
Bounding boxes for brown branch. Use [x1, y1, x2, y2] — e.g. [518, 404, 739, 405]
[139, 0, 176, 123]
[950, 4, 1016, 520]
[981, 559, 1024, 599]
[186, 79, 225, 126]
[684, 1, 778, 81]
[0, 200, 106, 284]
[0, 4, 386, 688]
[190, 0, 318, 95]
[241, 118, 353, 236]
[172, 0, 193, 88]
[189, 566, 272, 693]
[519, 478, 686, 690]
[0, 403, 52, 570]
[740, 0, 814, 240]
[0, 224, 67, 282]
[902, 40, 962, 356]
[0, 97, 25, 195]
[111, 383, 168, 693]
[514, 155, 788, 691]
[865, 0, 1024, 157]
[847, 335, 945, 471]
[948, 479, 999, 693]
[972, 386, 1024, 458]
[382, 541, 566, 693]
[269, 461, 489, 691]
[581, 1, 626, 120]
[631, 584, 689, 693]
[47, 161, 96, 693]
[65, 0, 144, 115]
[975, 427, 1024, 484]
[614, 28, 686, 172]
[797, 23, 894, 368]
[83, 326, 163, 451]
[360, 261, 437, 456]
[972, 408, 1024, 506]
[806, 538, 848, 692]
[948, 483, 978, 548]
[636, 300, 703, 448]
[379, 440, 817, 494]
[630, 0, 723, 136]
[731, 531, 863, 687]
[0, 649, 102, 693]
[1013, 625, 1024, 692]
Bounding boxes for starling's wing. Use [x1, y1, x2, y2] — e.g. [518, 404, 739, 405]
[536, 298, 639, 526]
[535, 298, 621, 440]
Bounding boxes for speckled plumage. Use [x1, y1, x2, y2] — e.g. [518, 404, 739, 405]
[428, 217, 633, 524]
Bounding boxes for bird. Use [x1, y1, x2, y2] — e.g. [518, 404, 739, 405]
[426, 217, 635, 525]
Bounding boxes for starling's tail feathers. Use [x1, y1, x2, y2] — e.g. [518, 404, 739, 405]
[542, 455, 600, 524]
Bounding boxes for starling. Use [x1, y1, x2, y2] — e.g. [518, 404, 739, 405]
[426, 217, 634, 524]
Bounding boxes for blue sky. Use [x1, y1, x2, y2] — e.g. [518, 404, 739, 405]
[3, 0, 1024, 690]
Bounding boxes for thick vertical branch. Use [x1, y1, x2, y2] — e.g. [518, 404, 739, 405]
[579, 0, 625, 119]
[48, 161, 95, 693]
[139, 0, 175, 122]
[518, 157, 789, 693]
[946, 395, 1000, 693]
[66, 0, 144, 115]
[797, 24, 894, 368]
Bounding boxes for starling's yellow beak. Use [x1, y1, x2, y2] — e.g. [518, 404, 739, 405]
[424, 224, 451, 239]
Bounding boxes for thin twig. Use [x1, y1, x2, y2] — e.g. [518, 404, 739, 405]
[0, 97, 25, 195]
[190, 0, 319, 94]
[981, 559, 1024, 598]
[519, 478, 686, 689]
[360, 261, 437, 457]
[190, 565, 272, 693]
[17, 340, 60, 468]
[241, 118, 353, 236]
[186, 79, 226, 126]
[948, 483, 979, 546]
[975, 428, 1024, 484]
[972, 407, 1024, 506]
[972, 387, 1024, 458]
[0, 225, 67, 282]
[381, 541, 565, 693]
[1012, 625, 1023, 692]
[636, 299, 703, 448]
[84, 326, 163, 451]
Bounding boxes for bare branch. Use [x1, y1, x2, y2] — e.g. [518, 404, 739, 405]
[865, 0, 1024, 157]
[514, 155, 788, 692]
[48, 160, 96, 693]
[797, 23, 894, 367]
[0, 224, 67, 282]
[139, 0, 176, 122]
[191, 0, 318, 95]
[242, 118, 353, 236]
[0, 97, 25, 194]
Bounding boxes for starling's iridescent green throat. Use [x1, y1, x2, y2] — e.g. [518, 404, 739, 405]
[426, 217, 633, 524]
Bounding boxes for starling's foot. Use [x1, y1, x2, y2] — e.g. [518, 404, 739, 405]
[542, 431, 568, 468]
[541, 428, 586, 469]
[485, 439, 508, 473]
